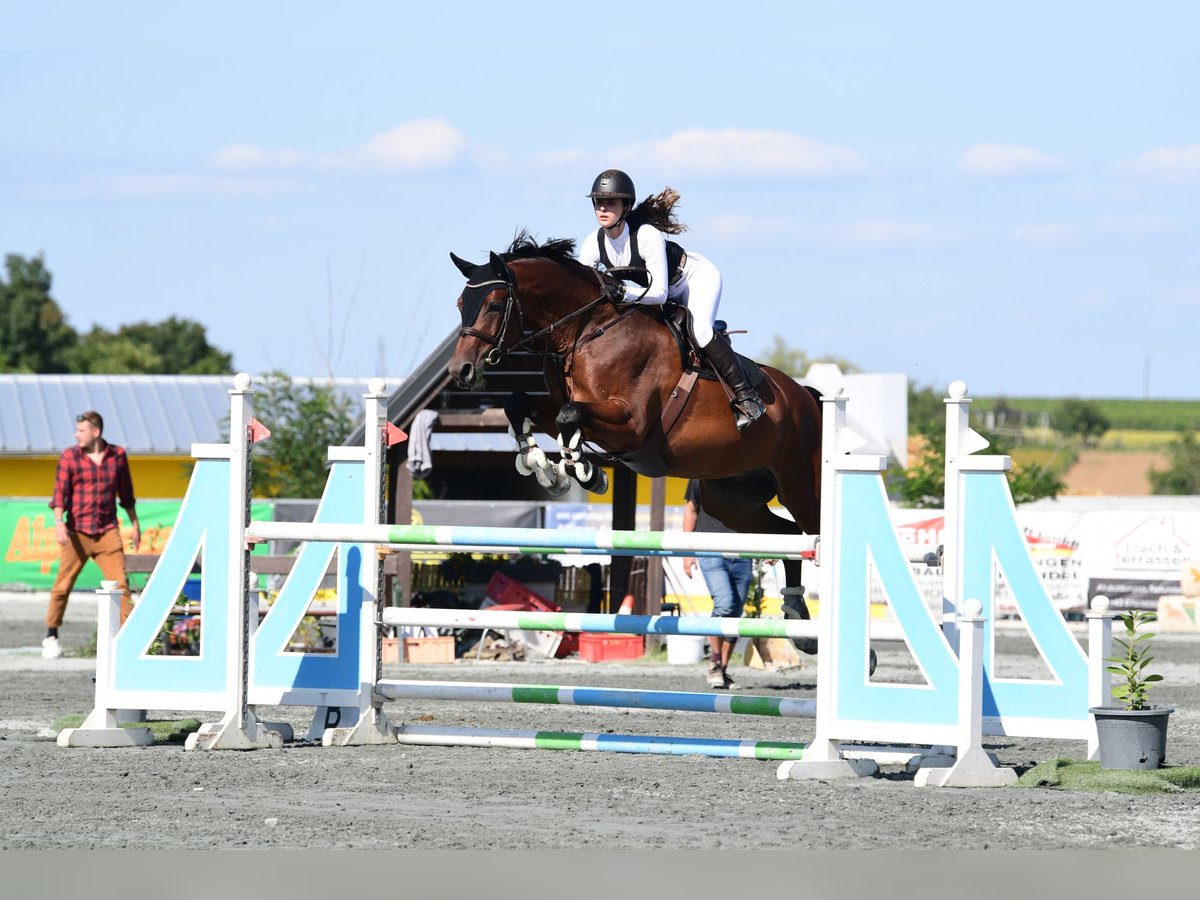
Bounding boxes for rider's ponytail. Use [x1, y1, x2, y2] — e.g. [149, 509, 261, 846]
[626, 187, 688, 235]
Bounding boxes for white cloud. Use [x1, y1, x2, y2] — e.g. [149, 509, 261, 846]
[701, 214, 954, 247]
[1014, 212, 1175, 245]
[828, 219, 951, 246]
[533, 148, 590, 167]
[702, 214, 794, 242]
[1012, 221, 1085, 245]
[613, 128, 866, 178]
[959, 143, 1067, 178]
[1124, 144, 1200, 183]
[1156, 286, 1200, 307]
[74, 173, 304, 199]
[212, 118, 469, 173]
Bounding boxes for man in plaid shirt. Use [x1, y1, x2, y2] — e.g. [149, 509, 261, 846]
[43, 410, 140, 659]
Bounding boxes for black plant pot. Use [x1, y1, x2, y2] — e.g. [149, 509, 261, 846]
[1089, 705, 1174, 770]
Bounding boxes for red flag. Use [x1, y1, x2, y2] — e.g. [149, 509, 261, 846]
[248, 418, 272, 443]
[386, 422, 407, 447]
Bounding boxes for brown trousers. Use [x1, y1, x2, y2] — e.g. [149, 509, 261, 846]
[46, 527, 132, 628]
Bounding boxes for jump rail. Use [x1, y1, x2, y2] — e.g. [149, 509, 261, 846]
[248, 521, 818, 560]
[375, 679, 817, 717]
[380, 607, 907, 643]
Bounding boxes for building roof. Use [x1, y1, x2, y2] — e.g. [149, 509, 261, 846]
[345, 329, 556, 454]
[0, 373, 403, 456]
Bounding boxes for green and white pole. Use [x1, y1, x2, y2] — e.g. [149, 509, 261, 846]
[395, 724, 808, 760]
[376, 679, 817, 718]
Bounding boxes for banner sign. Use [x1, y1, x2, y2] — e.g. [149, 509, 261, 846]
[0, 499, 272, 590]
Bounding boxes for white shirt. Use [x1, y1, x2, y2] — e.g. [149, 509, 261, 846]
[577, 222, 678, 305]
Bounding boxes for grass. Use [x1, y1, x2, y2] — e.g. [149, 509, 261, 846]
[974, 397, 1200, 432]
[1098, 429, 1182, 451]
[50, 714, 202, 743]
[1010, 445, 1077, 475]
[1016, 757, 1200, 794]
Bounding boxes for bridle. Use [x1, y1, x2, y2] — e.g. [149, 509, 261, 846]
[458, 274, 521, 366]
[458, 263, 626, 366]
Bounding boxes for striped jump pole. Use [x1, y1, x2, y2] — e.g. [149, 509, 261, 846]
[381, 607, 907, 642]
[394, 724, 809, 760]
[246, 521, 818, 560]
[376, 679, 817, 718]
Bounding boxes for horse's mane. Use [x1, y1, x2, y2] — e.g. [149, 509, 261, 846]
[626, 187, 688, 235]
[503, 229, 594, 279]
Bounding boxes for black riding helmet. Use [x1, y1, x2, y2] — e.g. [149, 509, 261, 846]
[589, 169, 635, 226]
[588, 169, 636, 203]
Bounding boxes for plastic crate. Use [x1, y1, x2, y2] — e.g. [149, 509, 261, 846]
[403, 635, 456, 663]
[578, 633, 644, 662]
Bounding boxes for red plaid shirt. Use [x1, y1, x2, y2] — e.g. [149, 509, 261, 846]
[50, 442, 137, 535]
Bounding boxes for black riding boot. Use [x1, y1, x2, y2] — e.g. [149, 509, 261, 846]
[702, 332, 764, 432]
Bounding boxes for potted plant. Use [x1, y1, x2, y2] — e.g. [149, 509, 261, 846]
[1089, 609, 1174, 769]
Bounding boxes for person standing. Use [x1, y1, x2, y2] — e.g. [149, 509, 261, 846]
[681, 479, 753, 688]
[43, 411, 140, 659]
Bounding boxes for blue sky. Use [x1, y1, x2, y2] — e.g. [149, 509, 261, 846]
[3, 2, 1198, 398]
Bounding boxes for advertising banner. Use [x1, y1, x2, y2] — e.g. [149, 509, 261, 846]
[0, 498, 272, 590]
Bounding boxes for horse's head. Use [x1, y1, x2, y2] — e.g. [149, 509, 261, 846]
[448, 250, 521, 389]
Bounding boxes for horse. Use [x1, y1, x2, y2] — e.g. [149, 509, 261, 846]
[447, 232, 824, 644]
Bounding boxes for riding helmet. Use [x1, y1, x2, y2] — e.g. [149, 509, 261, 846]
[588, 169, 636, 202]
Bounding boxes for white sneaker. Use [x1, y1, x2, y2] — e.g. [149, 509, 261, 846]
[41, 636, 63, 659]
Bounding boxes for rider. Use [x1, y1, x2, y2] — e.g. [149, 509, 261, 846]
[577, 169, 764, 432]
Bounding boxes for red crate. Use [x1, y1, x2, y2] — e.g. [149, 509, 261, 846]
[578, 633, 644, 662]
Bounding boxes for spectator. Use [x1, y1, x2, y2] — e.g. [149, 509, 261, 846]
[44, 411, 139, 659]
[681, 479, 752, 688]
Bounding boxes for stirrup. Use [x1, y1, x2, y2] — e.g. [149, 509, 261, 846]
[732, 396, 764, 432]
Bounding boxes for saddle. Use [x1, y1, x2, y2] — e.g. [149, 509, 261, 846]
[658, 302, 765, 390]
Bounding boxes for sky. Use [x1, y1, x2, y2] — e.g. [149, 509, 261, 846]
[2, 2, 1198, 399]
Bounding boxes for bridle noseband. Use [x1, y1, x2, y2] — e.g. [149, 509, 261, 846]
[458, 275, 521, 366]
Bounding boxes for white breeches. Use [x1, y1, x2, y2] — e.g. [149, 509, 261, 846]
[668, 251, 721, 346]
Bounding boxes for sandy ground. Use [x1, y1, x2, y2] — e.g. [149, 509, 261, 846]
[1060, 450, 1169, 496]
[2, 591, 1198, 850]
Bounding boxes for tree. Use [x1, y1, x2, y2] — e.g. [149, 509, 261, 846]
[1055, 398, 1110, 447]
[760, 336, 860, 379]
[907, 380, 945, 437]
[70, 316, 233, 374]
[1149, 430, 1200, 495]
[246, 372, 356, 498]
[0, 253, 76, 372]
[892, 420, 1062, 508]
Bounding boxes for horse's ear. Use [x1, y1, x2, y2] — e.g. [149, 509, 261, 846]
[488, 251, 511, 281]
[450, 252, 477, 278]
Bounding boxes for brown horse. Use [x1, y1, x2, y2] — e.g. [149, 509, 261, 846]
[448, 233, 823, 616]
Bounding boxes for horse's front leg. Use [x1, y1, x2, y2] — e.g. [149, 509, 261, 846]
[504, 392, 571, 496]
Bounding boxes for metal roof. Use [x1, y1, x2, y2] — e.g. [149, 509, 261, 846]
[0, 374, 404, 455]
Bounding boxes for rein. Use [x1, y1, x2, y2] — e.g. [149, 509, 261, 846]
[463, 265, 634, 363]
[516, 268, 649, 351]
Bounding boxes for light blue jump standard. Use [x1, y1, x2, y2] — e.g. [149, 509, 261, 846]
[777, 382, 1113, 787]
[60, 375, 396, 750]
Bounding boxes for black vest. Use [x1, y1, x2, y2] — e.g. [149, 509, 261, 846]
[596, 226, 686, 288]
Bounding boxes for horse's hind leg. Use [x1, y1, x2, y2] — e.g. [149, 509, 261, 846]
[700, 474, 819, 656]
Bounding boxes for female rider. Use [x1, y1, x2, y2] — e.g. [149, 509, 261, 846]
[577, 169, 764, 432]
